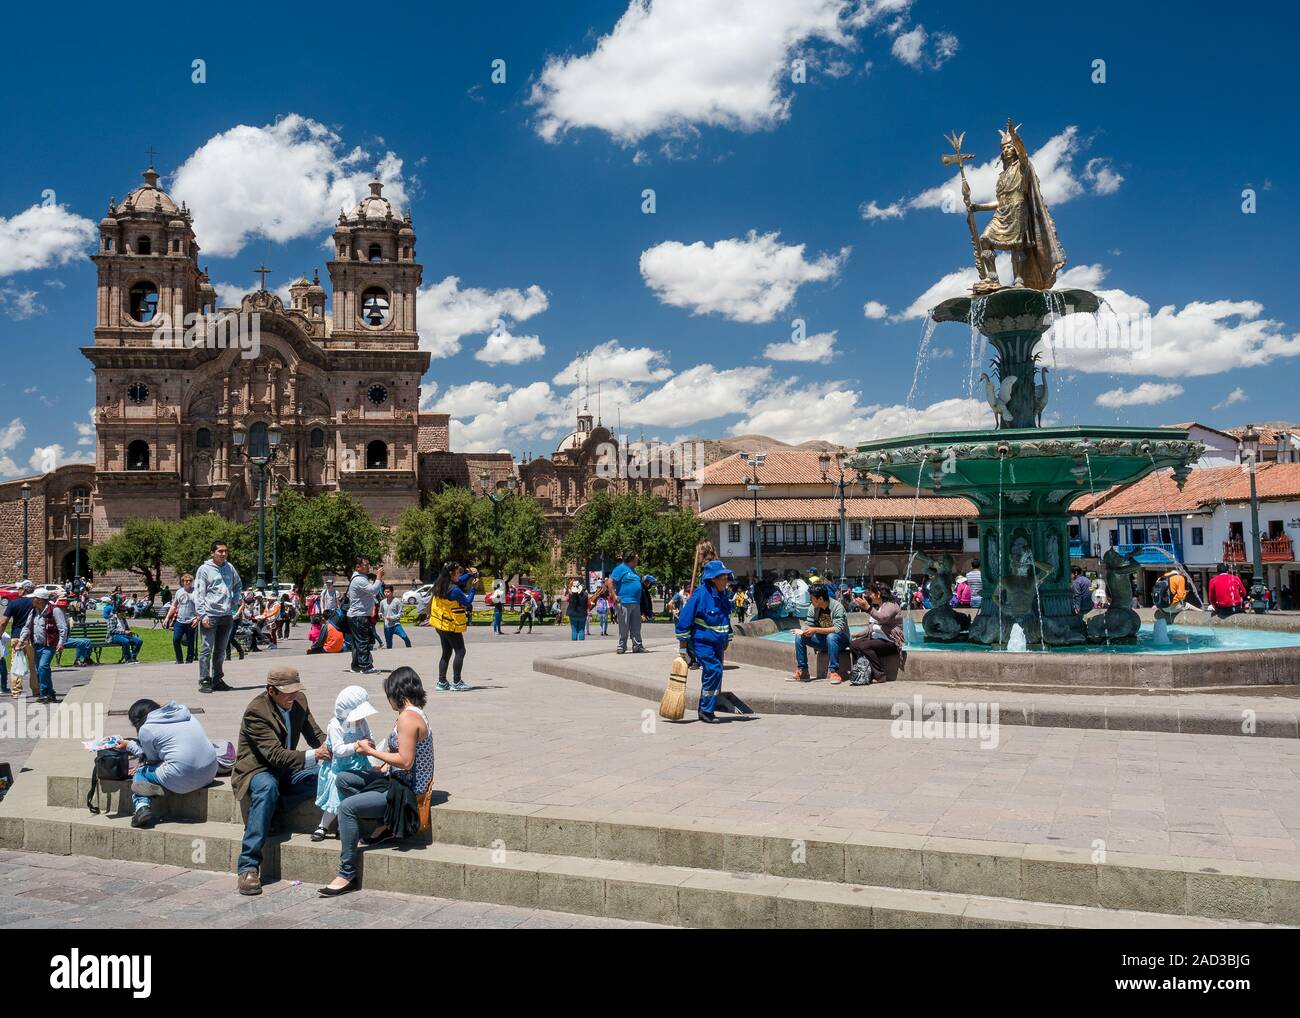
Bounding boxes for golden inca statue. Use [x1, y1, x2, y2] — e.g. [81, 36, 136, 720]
[948, 119, 1066, 294]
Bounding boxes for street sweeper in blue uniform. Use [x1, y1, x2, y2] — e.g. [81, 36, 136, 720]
[675, 559, 734, 724]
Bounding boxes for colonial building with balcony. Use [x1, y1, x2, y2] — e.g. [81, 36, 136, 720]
[696, 449, 979, 584]
[1083, 462, 1300, 607]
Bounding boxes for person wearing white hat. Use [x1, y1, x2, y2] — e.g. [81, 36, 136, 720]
[565, 580, 590, 641]
[312, 685, 379, 842]
[17, 588, 69, 703]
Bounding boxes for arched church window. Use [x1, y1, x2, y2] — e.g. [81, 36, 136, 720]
[128, 283, 159, 323]
[248, 422, 269, 459]
[137, 236, 151, 255]
[127, 440, 150, 470]
[368, 243, 382, 262]
[104, 237, 113, 251]
[196, 428, 212, 449]
[310, 428, 325, 449]
[366, 440, 388, 470]
[360, 287, 390, 327]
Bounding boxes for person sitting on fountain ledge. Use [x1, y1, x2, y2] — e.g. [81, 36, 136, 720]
[790, 584, 851, 684]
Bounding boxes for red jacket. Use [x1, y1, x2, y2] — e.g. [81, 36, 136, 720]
[1207, 572, 1247, 608]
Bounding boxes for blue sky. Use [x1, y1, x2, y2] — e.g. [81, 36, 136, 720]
[1, 0, 1296, 471]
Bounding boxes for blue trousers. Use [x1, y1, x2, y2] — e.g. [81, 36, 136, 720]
[794, 631, 847, 675]
[694, 638, 726, 714]
[34, 646, 56, 697]
[238, 767, 319, 873]
[570, 617, 586, 640]
[132, 763, 164, 812]
[384, 623, 411, 649]
[492, 608, 503, 634]
[110, 634, 143, 662]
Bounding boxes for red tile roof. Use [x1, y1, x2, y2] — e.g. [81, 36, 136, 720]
[701, 449, 882, 485]
[1087, 462, 1300, 517]
[698, 495, 978, 523]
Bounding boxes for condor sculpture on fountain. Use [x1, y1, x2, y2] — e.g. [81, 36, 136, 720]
[852, 120, 1204, 648]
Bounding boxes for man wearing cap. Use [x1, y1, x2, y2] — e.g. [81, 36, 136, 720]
[2, 581, 39, 698]
[675, 559, 735, 723]
[15, 588, 70, 704]
[232, 666, 330, 895]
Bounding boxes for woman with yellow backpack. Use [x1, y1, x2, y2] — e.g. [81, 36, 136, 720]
[428, 561, 477, 691]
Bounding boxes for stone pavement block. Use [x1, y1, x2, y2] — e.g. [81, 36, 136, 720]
[22, 819, 70, 855]
[527, 808, 600, 856]
[1184, 863, 1269, 921]
[961, 897, 1067, 929]
[1021, 844, 1099, 907]
[373, 851, 461, 899]
[921, 838, 1023, 898]
[595, 818, 661, 865]
[1097, 854, 1186, 914]
[660, 824, 725, 870]
[280, 841, 338, 885]
[867, 886, 966, 928]
[537, 869, 605, 916]
[163, 829, 232, 873]
[605, 879, 679, 925]
[763, 830, 846, 882]
[843, 831, 926, 889]
[111, 826, 165, 864]
[463, 862, 540, 908]
[677, 872, 786, 929]
[70, 822, 114, 861]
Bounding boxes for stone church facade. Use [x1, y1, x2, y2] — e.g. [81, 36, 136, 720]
[0, 166, 485, 589]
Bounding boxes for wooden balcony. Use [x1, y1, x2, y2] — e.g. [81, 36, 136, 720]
[1223, 536, 1294, 563]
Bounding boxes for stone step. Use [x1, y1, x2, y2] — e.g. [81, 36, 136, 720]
[41, 777, 1300, 925]
[0, 804, 1276, 929]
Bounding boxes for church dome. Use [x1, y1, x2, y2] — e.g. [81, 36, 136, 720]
[555, 430, 584, 455]
[349, 180, 401, 223]
[120, 167, 180, 215]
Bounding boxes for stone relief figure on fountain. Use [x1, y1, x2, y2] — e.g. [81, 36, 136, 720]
[1087, 546, 1144, 644]
[962, 119, 1066, 294]
[915, 551, 969, 642]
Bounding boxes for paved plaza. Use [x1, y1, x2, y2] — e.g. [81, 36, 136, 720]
[13, 623, 1300, 863]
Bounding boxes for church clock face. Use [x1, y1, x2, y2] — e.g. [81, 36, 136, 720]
[367, 384, 389, 407]
[127, 381, 150, 405]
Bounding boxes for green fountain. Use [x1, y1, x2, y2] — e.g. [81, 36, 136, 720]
[851, 121, 1204, 648]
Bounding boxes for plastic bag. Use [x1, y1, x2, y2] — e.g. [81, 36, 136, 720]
[12, 650, 28, 679]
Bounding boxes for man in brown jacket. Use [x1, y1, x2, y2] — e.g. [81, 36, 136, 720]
[234, 666, 331, 895]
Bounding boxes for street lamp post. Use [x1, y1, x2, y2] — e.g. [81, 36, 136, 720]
[1240, 425, 1269, 613]
[231, 421, 283, 590]
[744, 453, 766, 584]
[73, 496, 83, 585]
[478, 470, 518, 582]
[820, 452, 851, 585]
[269, 487, 279, 589]
[20, 482, 31, 581]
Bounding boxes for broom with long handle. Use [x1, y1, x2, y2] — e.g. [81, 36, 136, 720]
[658, 540, 715, 720]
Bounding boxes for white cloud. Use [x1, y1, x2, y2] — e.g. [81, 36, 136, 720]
[863, 300, 889, 319]
[863, 126, 1115, 222]
[475, 329, 547, 365]
[624, 364, 772, 426]
[445, 381, 558, 452]
[1212, 387, 1247, 411]
[528, 0, 860, 144]
[0, 418, 26, 454]
[170, 114, 410, 257]
[640, 230, 847, 323]
[0, 286, 43, 320]
[1083, 157, 1124, 195]
[730, 382, 986, 446]
[551, 340, 673, 385]
[890, 25, 957, 69]
[763, 329, 837, 361]
[416, 276, 548, 359]
[1095, 382, 1185, 408]
[896, 257, 1095, 321]
[76, 410, 95, 447]
[0, 204, 96, 277]
[428, 381, 515, 420]
[419, 382, 439, 411]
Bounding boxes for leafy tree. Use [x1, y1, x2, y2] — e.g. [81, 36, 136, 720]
[393, 505, 437, 580]
[643, 508, 706, 589]
[164, 513, 255, 582]
[562, 489, 617, 574]
[425, 486, 481, 569]
[88, 518, 171, 599]
[275, 490, 387, 593]
[479, 493, 549, 582]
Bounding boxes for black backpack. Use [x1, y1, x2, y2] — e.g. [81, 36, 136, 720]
[86, 748, 131, 814]
[1151, 576, 1173, 610]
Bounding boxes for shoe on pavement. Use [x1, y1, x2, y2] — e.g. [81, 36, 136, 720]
[698, 711, 722, 724]
[131, 807, 156, 829]
[237, 870, 262, 896]
[211, 679, 233, 692]
[198, 682, 213, 695]
[436, 680, 451, 691]
[360, 667, 382, 675]
[310, 827, 328, 842]
[317, 879, 357, 897]
[451, 680, 469, 691]
[632, 646, 647, 654]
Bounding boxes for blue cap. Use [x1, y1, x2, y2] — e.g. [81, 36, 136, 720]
[699, 559, 733, 581]
[643, 575, 657, 585]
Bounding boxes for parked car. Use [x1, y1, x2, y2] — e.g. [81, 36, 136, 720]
[501, 583, 548, 615]
[402, 583, 435, 607]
